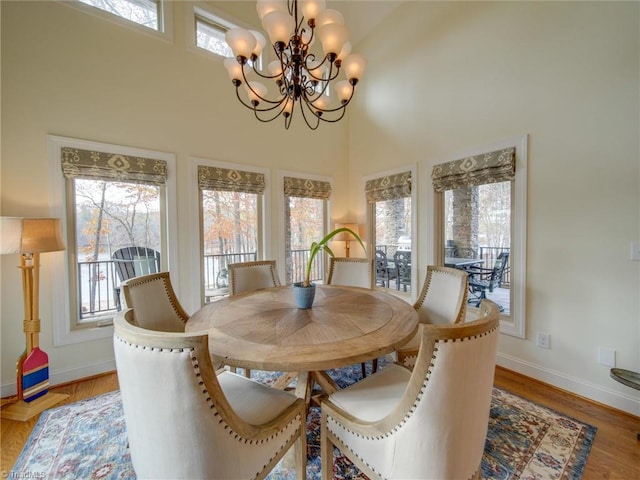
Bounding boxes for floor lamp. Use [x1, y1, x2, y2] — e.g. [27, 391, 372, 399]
[1, 217, 69, 421]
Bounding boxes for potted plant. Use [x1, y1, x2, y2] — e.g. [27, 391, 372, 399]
[293, 226, 366, 308]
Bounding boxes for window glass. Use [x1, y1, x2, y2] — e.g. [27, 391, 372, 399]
[372, 197, 412, 291]
[196, 15, 233, 57]
[70, 178, 162, 324]
[444, 181, 511, 313]
[285, 196, 327, 285]
[201, 189, 259, 302]
[79, 0, 160, 30]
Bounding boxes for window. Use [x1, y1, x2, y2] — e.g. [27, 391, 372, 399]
[49, 136, 177, 345]
[366, 170, 413, 293]
[283, 175, 331, 285]
[195, 14, 233, 58]
[197, 163, 266, 303]
[433, 135, 527, 338]
[78, 0, 162, 31]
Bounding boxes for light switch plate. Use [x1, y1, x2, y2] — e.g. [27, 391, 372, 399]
[631, 242, 640, 261]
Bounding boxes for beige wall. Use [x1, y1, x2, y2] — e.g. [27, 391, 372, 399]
[347, 1, 639, 413]
[0, 1, 348, 390]
[1, 0, 639, 415]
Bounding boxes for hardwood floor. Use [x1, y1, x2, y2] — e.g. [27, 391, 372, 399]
[1, 367, 639, 478]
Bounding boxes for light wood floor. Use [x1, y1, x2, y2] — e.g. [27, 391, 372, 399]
[1, 367, 639, 478]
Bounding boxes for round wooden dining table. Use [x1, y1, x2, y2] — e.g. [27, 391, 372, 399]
[187, 285, 418, 402]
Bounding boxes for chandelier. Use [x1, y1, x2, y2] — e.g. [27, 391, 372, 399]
[223, 0, 366, 130]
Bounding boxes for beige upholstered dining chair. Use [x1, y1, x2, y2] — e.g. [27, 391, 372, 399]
[122, 271, 189, 332]
[326, 257, 375, 289]
[326, 257, 376, 377]
[228, 260, 281, 295]
[321, 299, 500, 480]
[114, 312, 306, 480]
[228, 260, 281, 377]
[396, 265, 469, 368]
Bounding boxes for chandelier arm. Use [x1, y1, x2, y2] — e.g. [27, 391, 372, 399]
[240, 66, 289, 107]
[299, 98, 321, 130]
[315, 104, 348, 124]
[234, 86, 291, 114]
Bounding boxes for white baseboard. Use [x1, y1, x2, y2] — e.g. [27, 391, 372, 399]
[497, 353, 640, 417]
[1, 359, 116, 399]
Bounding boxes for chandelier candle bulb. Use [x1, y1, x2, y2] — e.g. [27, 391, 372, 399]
[247, 82, 268, 105]
[223, 58, 245, 83]
[300, 0, 325, 21]
[315, 8, 344, 28]
[317, 23, 349, 56]
[225, 28, 257, 60]
[343, 54, 366, 82]
[256, 0, 287, 21]
[249, 30, 267, 57]
[262, 10, 295, 45]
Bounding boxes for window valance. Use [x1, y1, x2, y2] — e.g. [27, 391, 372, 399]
[431, 147, 515, 192]
[365, 171, 412, 203]
[198, 165, 265, 194]
[283, 176, 332, 200]
[61, 147, 167, 185]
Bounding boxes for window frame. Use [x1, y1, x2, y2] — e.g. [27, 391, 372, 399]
[62, 0, 173, 42]
[189, 157, 271, 308]
[364, 164, 418, 298]
[435, 134, 527, 338]
[278, 171, 332, 286]
[48, 135, 178, 346]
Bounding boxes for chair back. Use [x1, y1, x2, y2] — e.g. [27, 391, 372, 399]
[113, 246, 161, 283]
[489, 252, 509, 288]
[397, 300, 500, 478]
[323, 300, 500, 480]
[113, 313, 305, 479]
[374, 250, 396, 288]
[122, 272, 189, 332]
[394, 250, 411, 291]
[414, 265, 468, 325]
[228, 260, 280, 295]
[326, 257, 374, 289]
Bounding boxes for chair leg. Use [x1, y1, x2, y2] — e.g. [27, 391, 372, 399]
[361, 362, 367, 378]
[372, 358, 378, 374]
[320, 411, 333, 480]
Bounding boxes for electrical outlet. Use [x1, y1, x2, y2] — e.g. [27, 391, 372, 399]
[536, 332, 550, 349]
[598, 347, 616, 367]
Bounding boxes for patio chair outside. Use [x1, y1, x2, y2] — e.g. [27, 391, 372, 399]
[467, 252, 509, 308]
[112, 246, 161, 311]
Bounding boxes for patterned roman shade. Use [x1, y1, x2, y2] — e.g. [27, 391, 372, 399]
[432, 147, 515, 192]
[283, 176, 332, 200]
[61, 147, 167, 185]
[365, 171, 412, 203]
[198, 165, 265, 194]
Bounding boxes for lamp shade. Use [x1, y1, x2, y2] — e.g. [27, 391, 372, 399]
[335, 223, 360, 241]
[0, 217, 65, 255]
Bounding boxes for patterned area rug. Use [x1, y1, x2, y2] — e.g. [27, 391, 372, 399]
[12, 362, 596, 480]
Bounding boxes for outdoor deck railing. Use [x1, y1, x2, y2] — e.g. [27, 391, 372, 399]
[76, 246, 510, 317]
[77, 249, 323, 317]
